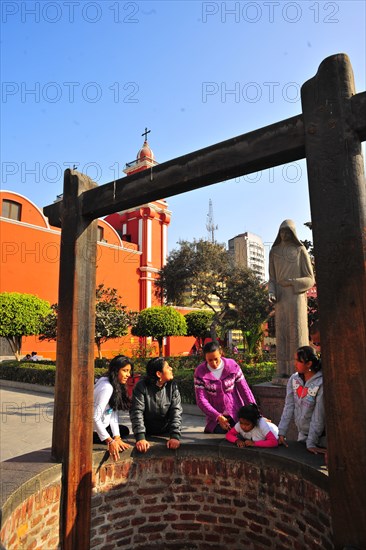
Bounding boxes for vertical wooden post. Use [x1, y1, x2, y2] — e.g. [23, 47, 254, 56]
[51, 169, 98, 549]
[302, 54, 366, 549]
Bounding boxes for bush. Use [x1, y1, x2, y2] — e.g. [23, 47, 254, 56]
[0, 361, 56, 386]
[94, 357, 109, 370]
[174, 368, 196, 404]
[0, 360, 112, 386]
[241, 362, 276, 385]
[0, 292, 52, 359]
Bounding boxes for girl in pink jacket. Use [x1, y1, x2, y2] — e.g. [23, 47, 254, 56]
[194, 341, 256, 433]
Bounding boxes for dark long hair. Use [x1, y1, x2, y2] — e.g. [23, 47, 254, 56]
[108, 355, 133, 410]
[145, 357, 166, 385]
[297, 346, 321, 372]
[237, 403, 261, 427]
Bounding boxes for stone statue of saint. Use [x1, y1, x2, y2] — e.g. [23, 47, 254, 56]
[269, 220, 315, 377]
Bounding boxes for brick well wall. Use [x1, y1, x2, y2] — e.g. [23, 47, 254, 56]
[0, 479, 61, 549]
[1, 445, 332, 550]
[90, 446, 332, 550]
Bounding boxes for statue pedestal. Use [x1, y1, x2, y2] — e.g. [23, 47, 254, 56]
[252, 382, 298, 441]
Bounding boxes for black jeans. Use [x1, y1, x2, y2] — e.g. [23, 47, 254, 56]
[207, 415, 235, 434]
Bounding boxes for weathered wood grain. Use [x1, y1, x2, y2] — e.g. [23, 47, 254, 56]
[302, 53, 366, 549]
[52, 169, 97, 550]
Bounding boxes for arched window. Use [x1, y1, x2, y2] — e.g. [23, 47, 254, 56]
[2, 200, 22, 221]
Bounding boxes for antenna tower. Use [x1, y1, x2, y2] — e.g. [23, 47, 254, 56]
[206, 199, 218, 243]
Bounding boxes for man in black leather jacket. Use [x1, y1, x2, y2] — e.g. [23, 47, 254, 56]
[130, 357, 183, 453]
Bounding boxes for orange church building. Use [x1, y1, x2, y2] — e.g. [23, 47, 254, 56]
[0, 139, 193, 359]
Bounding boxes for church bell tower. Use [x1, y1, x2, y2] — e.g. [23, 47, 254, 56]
[105, 129, 171, 310]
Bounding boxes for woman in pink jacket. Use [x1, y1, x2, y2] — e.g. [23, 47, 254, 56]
[194, 341, 256, 433]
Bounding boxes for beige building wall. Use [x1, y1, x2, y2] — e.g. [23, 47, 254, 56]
[228, 232, 266, 282]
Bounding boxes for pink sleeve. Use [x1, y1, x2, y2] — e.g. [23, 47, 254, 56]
[254, 431, 278, 448]
[226, 426, 240, 444]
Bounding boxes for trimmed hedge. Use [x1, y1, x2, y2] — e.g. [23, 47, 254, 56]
[0, 357, 275, 404]
[0, 361, 56, 386]
[0, 361, 107, 386]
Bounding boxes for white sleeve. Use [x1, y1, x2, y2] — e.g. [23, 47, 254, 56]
[93, 380, 113, 442]
[259, 418, 279, 439]
[258, 417, 270, 436]
[109, 410, 120, 437]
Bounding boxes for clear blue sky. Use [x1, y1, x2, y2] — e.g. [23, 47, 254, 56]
[1, 0, 365, 267]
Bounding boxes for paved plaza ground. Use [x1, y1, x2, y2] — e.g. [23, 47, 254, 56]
[0, 380, 206, 462]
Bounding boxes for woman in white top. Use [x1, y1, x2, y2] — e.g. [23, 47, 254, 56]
[93, 355, 133, 461]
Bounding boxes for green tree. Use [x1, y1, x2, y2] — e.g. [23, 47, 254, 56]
[131, 306, 187, 356]
[0, 292, 51, 360]
[242, 327, 264, 355]
[155, 239, 235, 340]
[225, 267, 271, 354]
[94, 285, 134, 358]
[39, 284, 135, 359]
[185, 310, 214, 348]
[39, 303, 58, 341]
[156, 239, 270, 345]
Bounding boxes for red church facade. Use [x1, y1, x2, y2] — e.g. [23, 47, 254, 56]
[0, 139, 194, 359]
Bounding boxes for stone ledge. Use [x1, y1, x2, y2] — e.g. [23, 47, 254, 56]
[92, 436, 328, 487]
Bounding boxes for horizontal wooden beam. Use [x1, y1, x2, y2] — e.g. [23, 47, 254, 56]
[44, 113, 304, 226]
[81, 114, 306, 220]
[43, 91, 365, 227]
[350, 91, 366, 141]
[44, 199, 62, 228]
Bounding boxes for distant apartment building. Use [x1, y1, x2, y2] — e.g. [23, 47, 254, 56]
[228, 232, 266, 282]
